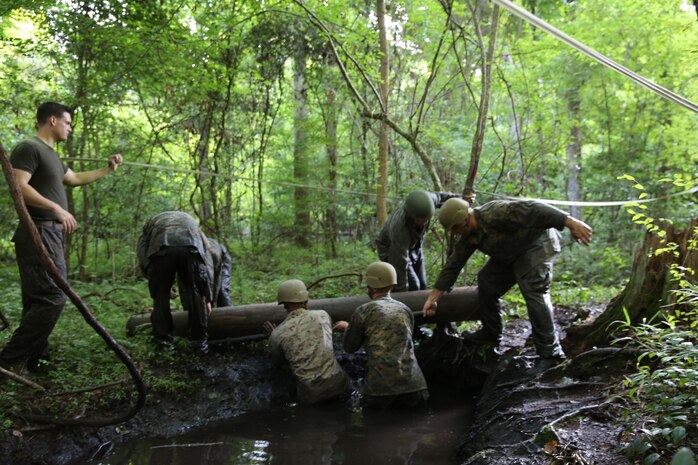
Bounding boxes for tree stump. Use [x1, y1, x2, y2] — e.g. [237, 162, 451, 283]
[564, 218, 698, 355]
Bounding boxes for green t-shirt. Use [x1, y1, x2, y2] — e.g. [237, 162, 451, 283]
[10, 136, 68, 221]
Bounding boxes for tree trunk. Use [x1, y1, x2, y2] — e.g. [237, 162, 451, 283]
[464, 3, 500, 200]
[324, 85, 339, 258]
[293, 49, 312, 246]
[376, 0, 389, 227]
[566, 89, 582, 220]
[564, 218, 698, 355]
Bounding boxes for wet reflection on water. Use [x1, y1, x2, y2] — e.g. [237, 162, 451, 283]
[79, 387, 473, 465]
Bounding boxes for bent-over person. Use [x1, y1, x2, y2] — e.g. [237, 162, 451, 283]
[136, 211, 231, 354]
[422, 198, 593, 359]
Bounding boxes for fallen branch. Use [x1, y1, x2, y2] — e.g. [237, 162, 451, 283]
[544, 395, 623, 438]
[0, 366, 46, 391]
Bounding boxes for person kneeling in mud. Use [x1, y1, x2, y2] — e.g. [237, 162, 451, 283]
[263, 279, 350, 405]
[334, 262, 429, 409]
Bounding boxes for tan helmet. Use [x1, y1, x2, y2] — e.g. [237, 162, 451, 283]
[404, 190, 435, 221]
[365, 261, 397, 289]
[438, 197, 471, 230]
[277, 279, 309, 304]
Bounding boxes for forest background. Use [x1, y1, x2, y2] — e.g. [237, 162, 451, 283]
[0, 0, 696, 294]
[0, 0, 697, 448]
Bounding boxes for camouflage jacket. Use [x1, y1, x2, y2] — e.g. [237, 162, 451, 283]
[136, 211, 231, 304]
[269, 308, 349, 404]
[434, 200, 568, 291]
[376, 191, 458, 292]
[343, 296, 427, 397]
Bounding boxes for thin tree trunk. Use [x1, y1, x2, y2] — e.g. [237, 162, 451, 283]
[377, 0, 389, 227]
[464, 3, 500, 200]
[324, 86, 339, 258]
[192, 97, 216, 225]
[293, 50, 311, 246]
[566, 89, 582, 220]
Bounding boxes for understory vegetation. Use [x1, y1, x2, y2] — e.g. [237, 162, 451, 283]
[617, 285, 698, 465]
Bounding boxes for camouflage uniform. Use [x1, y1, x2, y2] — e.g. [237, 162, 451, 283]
[434, 200, 568, 357]
[136, 211, 231, 349]
[343, 296, 428, 405]
[268, 308, 349, 404]
[376, 192, 458, 292]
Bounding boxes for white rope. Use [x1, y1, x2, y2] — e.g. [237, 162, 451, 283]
[66, 157, 696, 208]
[485, 185, 698, 207]
[491, 0, 698, 114]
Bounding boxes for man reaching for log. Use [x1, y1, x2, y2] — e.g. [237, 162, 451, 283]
[334, 262, 429, 409]
[263, 279, 350, 405]
[422, 198, 592, 360]
[136, 211, 231, 354]
[376, 189, 458, 293]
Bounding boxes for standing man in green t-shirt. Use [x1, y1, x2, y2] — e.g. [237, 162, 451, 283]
[0, 102, 123, 375]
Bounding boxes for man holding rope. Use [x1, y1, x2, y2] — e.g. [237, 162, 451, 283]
[0, 102, 123, 376]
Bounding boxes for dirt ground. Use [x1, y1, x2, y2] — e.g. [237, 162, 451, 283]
[0, 304, 639, 465]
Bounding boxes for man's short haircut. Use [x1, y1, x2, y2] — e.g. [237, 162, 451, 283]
[37, 102, 72, 126]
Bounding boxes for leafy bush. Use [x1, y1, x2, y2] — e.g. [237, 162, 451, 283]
[618, 284, 698, 464]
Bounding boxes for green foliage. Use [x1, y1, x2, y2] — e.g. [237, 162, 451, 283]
[616, 284, 698, 463]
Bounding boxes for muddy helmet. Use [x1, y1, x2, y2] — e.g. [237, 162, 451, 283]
[365, 261, 397, 289]
[438, 197, 471, 230]
[277, 279, 309, 304]
[404, 190, 435, 221]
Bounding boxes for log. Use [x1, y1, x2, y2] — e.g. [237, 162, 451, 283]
[126, 286, 480, 340]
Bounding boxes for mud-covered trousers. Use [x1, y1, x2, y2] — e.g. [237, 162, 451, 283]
[0, 223, 67, 369]
[147, 246, 209, 347]
[477, 239, 565, 358]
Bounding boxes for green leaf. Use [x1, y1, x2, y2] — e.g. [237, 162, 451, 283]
[670, 448, 696, 465]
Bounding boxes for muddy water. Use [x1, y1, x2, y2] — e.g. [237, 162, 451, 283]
[77, 387, 473, 465]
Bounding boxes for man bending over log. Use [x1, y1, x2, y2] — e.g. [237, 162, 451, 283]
[136, 211, 231, 354]
[422, 198, 592, 360]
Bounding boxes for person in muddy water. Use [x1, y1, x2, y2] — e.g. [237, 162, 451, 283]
[137, 211, 232, 354]
[0, 102, 123, 377]
[263, 279, 350, 405]
[334, 262, 429, 409]
[422, 198, 593, 359]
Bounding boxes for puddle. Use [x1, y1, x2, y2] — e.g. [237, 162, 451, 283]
[73, 386, 473, 465]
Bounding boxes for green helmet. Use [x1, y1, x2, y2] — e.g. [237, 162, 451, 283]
[404, 190, 435, 221]
[277, 279, 309, 304]
[365, 261, 397, 288]
[438, 197, 471, 230]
